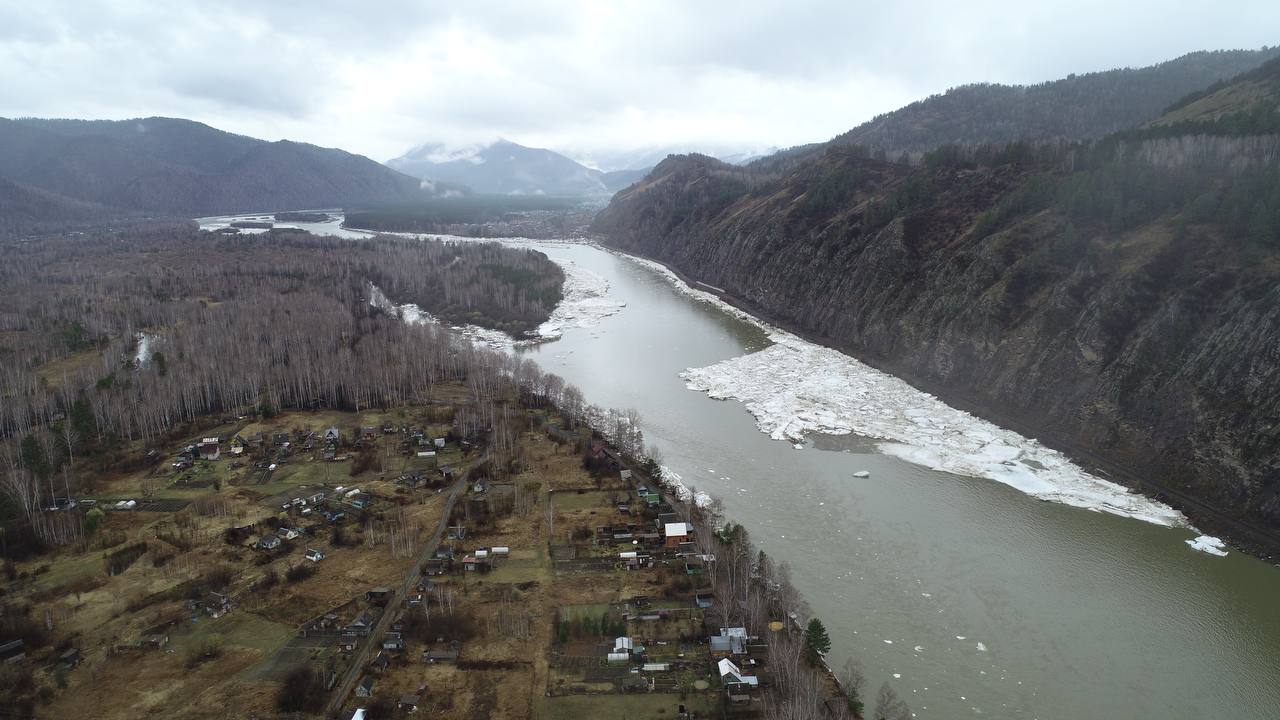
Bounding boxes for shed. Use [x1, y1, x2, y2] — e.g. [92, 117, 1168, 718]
[382, 631, 405, 653]
[197, 440, 220, 460]
[398, 694, 421, 712]
[423, 648, 459, 663]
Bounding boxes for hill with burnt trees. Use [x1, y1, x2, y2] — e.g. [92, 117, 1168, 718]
[0, 117, 461, 222]
[593, 58, 1280, 554]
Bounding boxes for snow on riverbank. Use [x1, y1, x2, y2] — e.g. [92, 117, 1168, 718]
[661, 465, 713, 508]
[368, 284, 513, 348]
[622, 255, 1191, 530]
[195, 216, 624, 345]
[368, 255, 624, 349]
[409, 234, 625, 343]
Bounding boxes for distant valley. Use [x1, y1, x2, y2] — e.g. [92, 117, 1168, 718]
[386, 138, 776, 198]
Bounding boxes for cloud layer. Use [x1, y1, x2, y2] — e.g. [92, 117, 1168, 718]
[1, 1, 1277, 161]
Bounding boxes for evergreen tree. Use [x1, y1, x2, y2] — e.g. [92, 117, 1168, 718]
[804, 617, 832, 665]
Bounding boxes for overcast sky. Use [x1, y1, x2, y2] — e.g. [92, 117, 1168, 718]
[1, 0, 1277, 163]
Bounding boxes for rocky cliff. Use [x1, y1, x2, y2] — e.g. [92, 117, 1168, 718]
[593, 144, 1280, 552]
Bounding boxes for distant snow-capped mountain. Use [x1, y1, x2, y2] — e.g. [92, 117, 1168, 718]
[387, 139, 620, 196]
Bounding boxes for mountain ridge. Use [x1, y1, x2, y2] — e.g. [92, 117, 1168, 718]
[0, 116, 455, 219]
[785, 48, 1280, 163]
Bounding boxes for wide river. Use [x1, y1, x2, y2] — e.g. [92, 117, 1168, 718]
[202, 215, 1280, 719]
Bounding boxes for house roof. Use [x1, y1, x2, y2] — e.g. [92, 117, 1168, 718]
[717, 658, 759, 685]
[664, 522, 692, 537]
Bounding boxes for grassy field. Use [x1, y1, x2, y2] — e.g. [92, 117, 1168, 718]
[171, 608, 295, 660]
[33, 348, 100, 387]
[549, 488, 615, 511]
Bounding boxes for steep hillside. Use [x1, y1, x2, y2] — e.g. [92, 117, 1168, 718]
[594, 92, 1280, 551]
[388, 139, 610, 196]
[0, 117, 450, 216]
[826, 48, 1280, 156]
[0, 177, 119, 235]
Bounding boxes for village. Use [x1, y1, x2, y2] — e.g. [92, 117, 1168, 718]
[0, 382, 825, 720]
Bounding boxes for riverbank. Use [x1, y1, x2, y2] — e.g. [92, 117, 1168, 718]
[596, 239, 1280, 562]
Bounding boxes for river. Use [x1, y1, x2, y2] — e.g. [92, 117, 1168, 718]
[202, 215, 1280, 719]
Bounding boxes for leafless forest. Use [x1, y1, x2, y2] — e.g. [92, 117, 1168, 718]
[0, 227, 567, 541]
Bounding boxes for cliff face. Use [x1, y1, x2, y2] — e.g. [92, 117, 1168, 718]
[593, 150, 1280, 547]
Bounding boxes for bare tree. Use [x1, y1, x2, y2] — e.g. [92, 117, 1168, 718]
[873, 681, 911, 720]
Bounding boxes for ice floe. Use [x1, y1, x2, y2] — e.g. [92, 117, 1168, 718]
[625, 253, 1192, 530]
[1185, 535, 1229, 556]
[679, 330, 1189, 529]
[532, 260, 626, 340]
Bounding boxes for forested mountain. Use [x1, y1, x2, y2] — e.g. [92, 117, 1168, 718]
[0, 117, 457, 219]
[388, 139, 616, 196]
[823, 48, 1280, 157]
[593, 58, 1280, 552]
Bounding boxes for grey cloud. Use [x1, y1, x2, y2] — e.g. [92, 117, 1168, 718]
[0, 0, 1277, 160]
